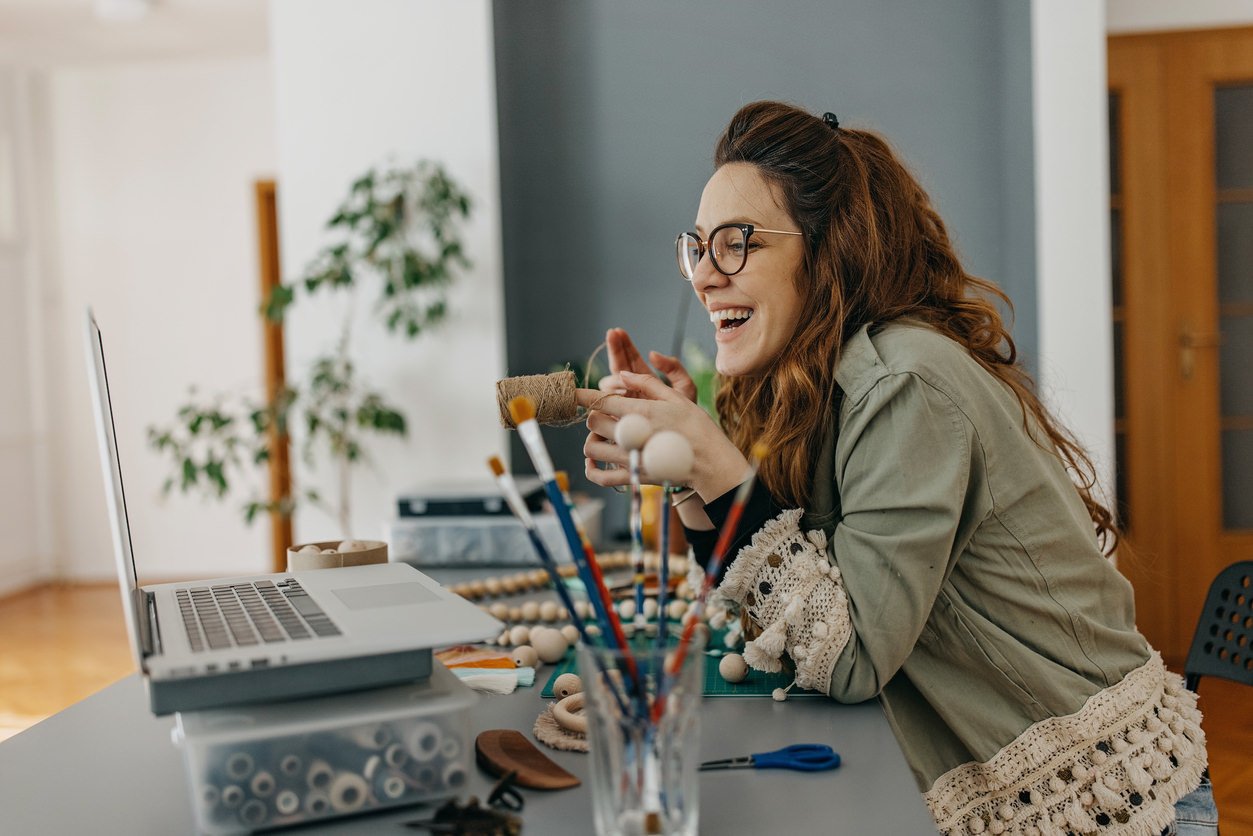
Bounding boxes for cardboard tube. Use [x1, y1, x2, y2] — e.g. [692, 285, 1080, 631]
[383, 742, 409, 768]
[278, 753, 303, 778]
[275, 789, 300, 817]
[304, 791, 330, 816]
[345, 724, 391, 750]
[441, 762, 468, 791]
[250, 770, 276, 798]
[224, 751, 255, 781]
[404, 721, 442, 762]
[220, 784, 245, 810]
[239, 799, 268, 828]
[306, 758, 334, 791]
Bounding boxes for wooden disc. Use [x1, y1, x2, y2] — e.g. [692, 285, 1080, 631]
[474, 729, 581, 790]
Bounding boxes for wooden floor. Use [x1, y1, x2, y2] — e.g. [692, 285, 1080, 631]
[0, 583, 1250, 833]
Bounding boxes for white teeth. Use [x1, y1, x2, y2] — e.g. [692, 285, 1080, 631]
[709, 308, 754, 323]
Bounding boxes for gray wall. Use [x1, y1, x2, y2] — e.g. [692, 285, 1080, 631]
[493, 0, 1036, 539]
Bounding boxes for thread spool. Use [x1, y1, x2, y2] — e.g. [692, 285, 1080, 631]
[442, 762, 468, 790]
[278, 753, 303, 778]
[239, 799, 268, 828]
[497, 370, 579, 428]
[275, 789, 300, 817]
[224, 751, 255, 782]
[304, 791, 331, 816]
[373, 768, 408, 801]
[383, 742, 409, 768]
[200, 784, 220, 808]
[405, 721, 443, 762]
[408, 762, 438, 791]
[306, 758, 335, 791]
[440, 736, 462, 760]
[250, 770, 276, 797]
[328, 771, 369, 813]
[346, 724, 391, 750]
[220, 784, 245, 810]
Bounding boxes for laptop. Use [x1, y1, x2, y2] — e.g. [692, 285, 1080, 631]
[85, 310, 501, 715]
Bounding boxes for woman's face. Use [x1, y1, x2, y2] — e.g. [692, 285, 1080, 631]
[692, 163, 806, 377]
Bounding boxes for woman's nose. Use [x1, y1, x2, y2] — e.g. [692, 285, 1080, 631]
[691, 252, 728, 293]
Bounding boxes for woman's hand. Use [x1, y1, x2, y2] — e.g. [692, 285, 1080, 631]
[577, 370, 748, 500]
[597, 327, 698, 404]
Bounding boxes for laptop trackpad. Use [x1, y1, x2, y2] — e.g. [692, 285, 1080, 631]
[332, 582, 439, 610]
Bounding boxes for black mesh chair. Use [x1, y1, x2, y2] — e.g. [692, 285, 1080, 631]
[1184, 560, 1253, 692]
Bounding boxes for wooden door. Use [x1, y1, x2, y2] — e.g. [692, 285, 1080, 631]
[1109, 28, 1253, 664]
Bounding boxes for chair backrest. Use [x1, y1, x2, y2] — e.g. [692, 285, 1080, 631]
[1184, 560, 1253, 691]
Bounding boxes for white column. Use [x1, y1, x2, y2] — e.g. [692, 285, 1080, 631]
[1031, 0, 1115, 508]
[268, 0, 507, 542]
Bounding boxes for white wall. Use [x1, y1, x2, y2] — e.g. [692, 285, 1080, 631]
[1108, 0, 1253, 33]
[41, 56, 277, 580]
[268, 0, 507, 544]
[0, 69, 55, 597]
[1031, 1, 1115, 507]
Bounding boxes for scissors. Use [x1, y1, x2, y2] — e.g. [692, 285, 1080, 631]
[699, 743, 841, 772]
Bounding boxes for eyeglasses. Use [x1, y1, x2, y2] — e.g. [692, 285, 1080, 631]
[675, 223, 803, 282]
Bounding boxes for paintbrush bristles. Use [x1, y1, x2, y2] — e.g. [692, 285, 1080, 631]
[555, 471, 571, 492]
[487, 455, 506, 477]
[751, 441, 768, 461]
[508, 396, 537, 427]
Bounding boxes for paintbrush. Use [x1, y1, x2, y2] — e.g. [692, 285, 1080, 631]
[652, 442, 767, 722]
[640, 431, 695, 648]
[614, 414, 653, 631]
[508, 397, 643, 704]
[486, 455, 602, 655]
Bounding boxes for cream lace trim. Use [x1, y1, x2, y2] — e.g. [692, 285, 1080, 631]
[717, 508, 852, 692]
[924, 652, 1207, 835]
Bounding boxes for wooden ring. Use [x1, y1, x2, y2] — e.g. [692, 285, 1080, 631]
[552, 692, 587, 734]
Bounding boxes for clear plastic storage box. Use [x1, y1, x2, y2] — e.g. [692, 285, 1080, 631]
[386, 497, 603, 566]
[171, 664, 476, 834]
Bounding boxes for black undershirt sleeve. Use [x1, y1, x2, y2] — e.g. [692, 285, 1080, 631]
[681, 480, 780, 583]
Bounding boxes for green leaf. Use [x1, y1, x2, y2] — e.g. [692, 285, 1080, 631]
[181, 458, 198, 489]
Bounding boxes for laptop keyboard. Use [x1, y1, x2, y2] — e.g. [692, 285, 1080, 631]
[176, 579, 341, 652]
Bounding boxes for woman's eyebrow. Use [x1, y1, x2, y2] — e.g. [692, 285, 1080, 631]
[694, 216, 761, 235]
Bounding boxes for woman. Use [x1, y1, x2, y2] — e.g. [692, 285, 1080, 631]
[577, 102, 1215, 835]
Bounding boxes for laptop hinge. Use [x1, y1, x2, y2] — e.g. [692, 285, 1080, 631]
[137, 589, 161, 657]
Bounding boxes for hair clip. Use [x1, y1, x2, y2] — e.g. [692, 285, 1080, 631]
[822, 112, 840, 131]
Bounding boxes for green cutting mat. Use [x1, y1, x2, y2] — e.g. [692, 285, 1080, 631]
[539, 631, 823, 699]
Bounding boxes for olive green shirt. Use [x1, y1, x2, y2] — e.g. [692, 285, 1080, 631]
[807, 320, 1151, 790]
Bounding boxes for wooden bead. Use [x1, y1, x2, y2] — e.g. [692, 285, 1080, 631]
[521, 601, 541, 622]
[508, 625, 531, 645]
[508, 607, 523, 623]
[511, 645, 538, 668]
[560, 624, 579, 644]
[489, 602, 510, 621]
[719, 653, 748, 683]
[484, 578, 503, 597]
[539, 601, 560, 622]
[553, 673, 583, 699]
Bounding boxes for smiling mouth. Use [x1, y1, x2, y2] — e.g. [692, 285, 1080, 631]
[711, 307, 754, 332]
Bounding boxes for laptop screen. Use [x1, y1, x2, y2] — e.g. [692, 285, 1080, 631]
[85, 309, 146, 667]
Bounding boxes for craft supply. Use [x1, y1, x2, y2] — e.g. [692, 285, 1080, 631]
[532, 702, 589, 754]
[406, 722, 443, 762]
[403, 794, 524, 834]
[443, 762, 469, 789]
[642, 430, 695, 649]
[486, 455, 600, 661]
[699, 743, 841, 772]
[304, 791, 330, 816]
[508, 625, 530, 646]
[275, 789, 300, 816]
[616, 413, 654, 631]
[475, 729, 582, 789]
[539, 600, 559, 622]
[220, 784, 244, 809]
[530, 626, 570, 663]
[719, 653, 749, 684]
[224, 751, 254, 781]
[654, 442, 767, 722]
[307, 758, 334, 790]
[560, 624, 579, 644]
[551, 692, 588, 734]
[249, 770, 275, 797]
[239, 799, 268, 827]
[511, 645, 539, 668]
[496, 370, 578, 428]
[553, 673, 583, 699]
[506, 398, 640, 707]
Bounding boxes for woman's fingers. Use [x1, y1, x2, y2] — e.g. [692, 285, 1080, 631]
[584, 457, 630, 488]
[617, 370, 683, 403]
[606, 328, 650, 376]
[583, 432, 626, 467]
[597, 373, 628, 394]
[649, 351, 698, 403]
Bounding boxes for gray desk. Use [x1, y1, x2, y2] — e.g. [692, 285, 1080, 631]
[0, 671, 937, 834]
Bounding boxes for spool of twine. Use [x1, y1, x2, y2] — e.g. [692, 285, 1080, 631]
[497, 370, 579, 428]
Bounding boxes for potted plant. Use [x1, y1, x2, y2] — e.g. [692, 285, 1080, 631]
[148, 160, 474, 543]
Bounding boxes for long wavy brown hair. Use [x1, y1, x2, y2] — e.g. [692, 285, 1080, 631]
[712, 101, 1118, 555]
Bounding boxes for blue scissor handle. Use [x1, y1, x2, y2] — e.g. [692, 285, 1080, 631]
[752, 743, 841, 771]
